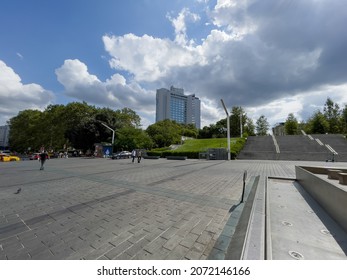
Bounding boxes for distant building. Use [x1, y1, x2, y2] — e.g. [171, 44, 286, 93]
[272, 122, 285, 136]
[156, 86, 201, 129]
[0, 125, 10, 149]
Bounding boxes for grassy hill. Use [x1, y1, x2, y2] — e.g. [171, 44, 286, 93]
[148, 137, 245, 159]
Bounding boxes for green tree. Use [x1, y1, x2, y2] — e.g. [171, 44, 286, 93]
[284, 113, 299, 135]
[42, 104, 69, 150]
[244, 118, 256, 136]
[230, 106, 247, 137]
[306, 111, 329, 134]
[115, 107, 141, 128]
[116, 127, 153, 151]
[181, 123, 198, 138]
[146, 120, 182, 148]
[64, 104, 143, 151]
[256, 115, 269, 136]
[8, 101, 145, 153]
[323, 97, 341, 133]
[8, 109, 43, 152]
[342, 105, 347, 134]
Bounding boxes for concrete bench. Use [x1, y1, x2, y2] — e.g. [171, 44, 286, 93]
[327, 169, 343, 180]
[166, 156, 187, 160]
[338, 173, 347, 185]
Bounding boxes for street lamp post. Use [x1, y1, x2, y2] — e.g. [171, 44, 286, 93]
[240, 108, 243, 138]
[100, 122, 115, 145]
[220, 99, 231, 161]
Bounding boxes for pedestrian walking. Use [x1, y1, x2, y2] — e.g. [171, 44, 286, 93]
[131, 149, 136, 163]
[39, 148, 48, 170]
[137, 150, 142, 163]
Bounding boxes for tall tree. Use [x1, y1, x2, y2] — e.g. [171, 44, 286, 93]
[284, 113, 299, 135]
[323, 97, 341, 133]
[42, 104, 68, 150]
[244, 118, 256, 136]
[256, 115, 269, 136]
[307, 111, 329, 134]
[230, 106, 247, 137]
[8, 109, 43, 152]
[342, 105, 347, 134]
[115, 107, 141, 128]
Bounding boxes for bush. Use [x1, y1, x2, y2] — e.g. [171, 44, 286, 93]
[147, 151, 163, 157]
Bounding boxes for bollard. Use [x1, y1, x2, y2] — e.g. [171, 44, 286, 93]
[241, 170, 247, 203]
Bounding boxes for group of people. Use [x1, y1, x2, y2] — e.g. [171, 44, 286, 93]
[38, 146, 144, 170]
[131, 149, 142, 163]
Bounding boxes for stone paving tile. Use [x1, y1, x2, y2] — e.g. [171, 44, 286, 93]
[163, 235, 184, 251]
[82, 243, 115, 260]
[179, 232, 199, 248]
[185, 241, 206, 260]
[1, 158, 339, 260]
[124, 237, 151, 257]
[165, 244, 190, 260]
[105, 240, 133, 260]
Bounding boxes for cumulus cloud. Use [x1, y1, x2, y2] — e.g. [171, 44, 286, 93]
[58, 0, 347, 127]
[102, 34, 204, 82]
[55, 59, 155, 126]
[0, 60, 54, 125]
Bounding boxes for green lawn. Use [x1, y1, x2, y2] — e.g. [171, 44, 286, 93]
[175, 138, 237, 152]
[148, 137, 245, 159]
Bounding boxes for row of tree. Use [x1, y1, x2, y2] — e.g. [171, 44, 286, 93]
[198, 106, 269, 138]
[283, 98, 347, 135]
[9, 102, 147, 153]
[8, 98, 347, 153]
[8, 102, 199, 153]
[199, 98, 347, 138]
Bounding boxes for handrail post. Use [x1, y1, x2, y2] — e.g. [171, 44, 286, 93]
[241, 170, 247, 203]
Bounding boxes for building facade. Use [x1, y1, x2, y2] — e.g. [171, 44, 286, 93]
[156, 86, 201, 129]
[0, 125, 10, 149]
[272, 122, 285, 136]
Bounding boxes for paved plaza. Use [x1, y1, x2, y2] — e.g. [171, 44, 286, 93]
[1, 157, 346, 260]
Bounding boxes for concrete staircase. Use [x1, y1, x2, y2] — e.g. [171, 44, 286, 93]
[238, 134, 347, 162]
[237, 136, 277, 160]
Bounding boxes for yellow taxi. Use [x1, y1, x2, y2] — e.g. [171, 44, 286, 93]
[0, 154, 21, 162]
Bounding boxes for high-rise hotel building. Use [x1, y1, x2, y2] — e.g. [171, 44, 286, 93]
[156, 86, 201, 129]
[0, 125, 10, 149]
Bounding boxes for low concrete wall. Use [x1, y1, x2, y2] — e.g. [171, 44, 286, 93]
[299, 166, 347, 175]
[143, 156, 160, 159]
[166, 156, 187, 160]
[295, 166, 347, 233]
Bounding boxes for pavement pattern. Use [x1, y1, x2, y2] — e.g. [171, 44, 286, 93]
[1, 157, 346, 260]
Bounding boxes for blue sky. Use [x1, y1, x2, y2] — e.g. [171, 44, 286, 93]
[1, 0, 347, 128]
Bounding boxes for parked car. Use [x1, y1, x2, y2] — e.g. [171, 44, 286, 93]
[30, 153, 49, 160]
[30, 153, 40, 160]
[111, 151, 131, 159]
[0, 154, 20, 162]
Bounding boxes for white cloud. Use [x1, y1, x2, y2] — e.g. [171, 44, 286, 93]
[200, 98, 225, 126]
[55, 59, 156, 127]
[167, 8, 201, 46]
[246, 84, 347, 128]
[55, 0, 347, 129]
[102, 34, 203, 82]
[211, 0, 258, 40]
[0, 60, 54, 125]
